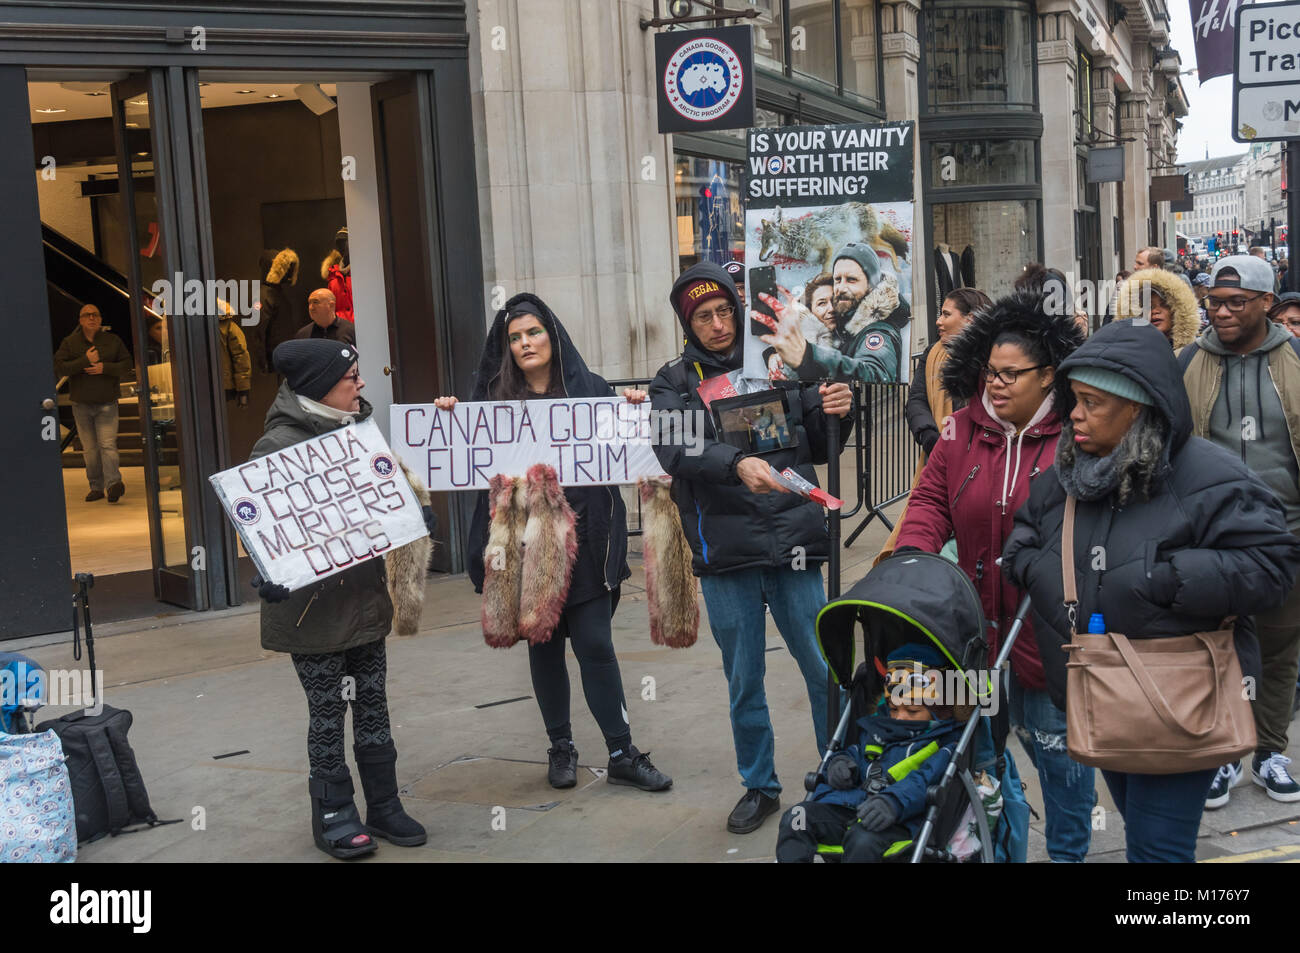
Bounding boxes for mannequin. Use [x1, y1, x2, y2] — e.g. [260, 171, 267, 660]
[934, 242, 965, 300]
[321, 226, 354, 323]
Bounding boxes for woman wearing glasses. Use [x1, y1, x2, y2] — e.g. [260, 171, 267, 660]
[894, 289, 1091, 861]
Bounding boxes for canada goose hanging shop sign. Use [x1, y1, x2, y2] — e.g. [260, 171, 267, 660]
[208, 418, 428, 590]
[655, 25, 755, 134]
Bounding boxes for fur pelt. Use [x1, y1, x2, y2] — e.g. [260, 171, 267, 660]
[481, 474, 528, 648]
[386, 459, 433, 636]
[638, 477, 699, 648]
[844, 271, 902, 337]
[265, 248, 299, 286]
[1112, 267, 1200, 351]
[941, 288, 1086, 402]
[517, 464, 578, 645]
[321, 248, 350, 281]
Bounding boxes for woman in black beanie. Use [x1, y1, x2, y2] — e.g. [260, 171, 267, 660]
[251, 338, 433, 859]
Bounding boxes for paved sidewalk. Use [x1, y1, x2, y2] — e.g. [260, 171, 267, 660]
[15, 494, 1300, 862]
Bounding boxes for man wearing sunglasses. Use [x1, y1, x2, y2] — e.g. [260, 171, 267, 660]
[1180, 255, 1300, 808]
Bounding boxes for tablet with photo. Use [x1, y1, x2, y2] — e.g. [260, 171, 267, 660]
[711, 388, 798, 455]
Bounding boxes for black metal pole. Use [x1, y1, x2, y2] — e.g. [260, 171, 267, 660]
[825, 403, 841, 740]
[1288, 141, 1299, 293]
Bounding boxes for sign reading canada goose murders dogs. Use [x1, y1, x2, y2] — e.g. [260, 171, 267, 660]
[209, 418, 428, 591]
[743, 120, 915, 385]
[391, 398, 670, 492]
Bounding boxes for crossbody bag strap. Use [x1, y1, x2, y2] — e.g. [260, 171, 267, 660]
[1060, 495, 1079, 635]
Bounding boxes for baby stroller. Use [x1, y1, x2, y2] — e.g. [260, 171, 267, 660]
[809, 551, 1031, 863]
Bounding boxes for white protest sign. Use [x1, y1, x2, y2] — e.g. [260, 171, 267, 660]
[391, 397, 668, 491]
[1233, 0, 1300, 140]
[209, 418, 427, 591]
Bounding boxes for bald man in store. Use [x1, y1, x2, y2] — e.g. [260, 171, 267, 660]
[295, 289, 356, 346]
[54, 303, 133, 503]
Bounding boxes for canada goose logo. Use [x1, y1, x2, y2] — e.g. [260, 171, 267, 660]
[664, 37, 744, 123]
[864, 332, 885, 351]
[234, 498, 260, 525]
[370, 454, 395, 478]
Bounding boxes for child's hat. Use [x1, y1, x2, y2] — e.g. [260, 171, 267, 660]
[885, 642, 948, 705]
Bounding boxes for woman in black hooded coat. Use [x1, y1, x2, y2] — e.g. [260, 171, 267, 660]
[1003, 320, 1300, 862]
[435, 294, 672, 793]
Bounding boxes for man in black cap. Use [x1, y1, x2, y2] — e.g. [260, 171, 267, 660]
[724, 259, 746, 310]
[753, 243, 905, 383]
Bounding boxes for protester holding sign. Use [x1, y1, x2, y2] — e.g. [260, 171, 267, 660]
[250, 339, 430, 859]
[436, 295, 673, 794]
[650, 261, 853, 835]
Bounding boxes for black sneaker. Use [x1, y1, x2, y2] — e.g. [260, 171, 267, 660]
[1252, 752, 1300, 803]
[84, 489, 104, 502]
[1204, 761, 1242, 810]
[106, 481, 125, 503]
[726, 789, 780, 834]
[546, 740, 578, 789]
[606, 745, 672, 792]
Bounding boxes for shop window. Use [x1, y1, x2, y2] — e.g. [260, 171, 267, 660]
[841, 0, 880, 104]
[930, 199, 1039, 298]
[790, 0, 837, 88]
[674, 153, 745, 272]
[924, 0, 1036, 112]
[929, 138, 1035, 189]
[750, 0, 786, 72]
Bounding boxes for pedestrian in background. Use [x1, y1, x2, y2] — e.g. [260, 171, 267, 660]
[1180, 256, 1300, 808]
[1267, 292, 1300, 338]
[1004, 320, 1300, 861]
[1112, 268, 1200, 350]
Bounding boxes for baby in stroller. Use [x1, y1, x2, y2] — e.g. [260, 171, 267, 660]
[775, 642, 962, 863]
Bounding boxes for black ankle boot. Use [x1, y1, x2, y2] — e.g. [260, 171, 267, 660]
[354, 741, 427, 846]
[309, 772, 378, 859]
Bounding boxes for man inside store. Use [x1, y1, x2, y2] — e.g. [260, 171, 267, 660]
[54, 302, 134, 503]
[295, 288, 357, 346]
[755, 243, 904, 384]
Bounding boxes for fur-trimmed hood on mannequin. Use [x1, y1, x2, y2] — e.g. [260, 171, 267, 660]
[321, 248, 350, 280]
[1112, 267, 1200, 351]
[941, 288, 1086, 401]
[264, 248, 299, 286]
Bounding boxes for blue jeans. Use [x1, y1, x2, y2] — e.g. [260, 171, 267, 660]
[700, 566, 833, 797]
[71, 400, 121, 491]
[1102, 768, 1217, 863]
[1007, 670, 1095, 862]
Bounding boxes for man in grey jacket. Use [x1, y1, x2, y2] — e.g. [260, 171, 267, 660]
[53, 304, 133, 502]
[1182, 255, 1300, 808]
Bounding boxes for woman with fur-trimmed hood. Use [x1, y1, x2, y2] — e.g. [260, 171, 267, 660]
[432, 294, 672, 794]
[1112, 267, 1200, 350]
[894, 289, 1095, 862]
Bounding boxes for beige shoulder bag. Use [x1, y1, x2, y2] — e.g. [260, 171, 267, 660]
[1060, 495, 1256, 774]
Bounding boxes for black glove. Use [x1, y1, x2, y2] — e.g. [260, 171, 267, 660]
[825, 753, 860, 791]
[421, 505, 438, 539]
[856, 795, 900, 832]
[250, 574, 291, 603]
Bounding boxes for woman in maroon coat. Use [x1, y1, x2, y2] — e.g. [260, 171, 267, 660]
[895, 289, 1091, 861]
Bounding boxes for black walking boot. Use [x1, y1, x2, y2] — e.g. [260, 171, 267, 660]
[547, 740, 578, 789]
[354, 741, 428, 846]
[308, 772, 378, 859]
[607, 745, 672, 792]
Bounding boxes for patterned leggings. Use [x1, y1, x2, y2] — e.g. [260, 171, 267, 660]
[290, 640, 392, 778]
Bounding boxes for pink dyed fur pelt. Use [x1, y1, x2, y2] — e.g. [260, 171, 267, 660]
[517, 464, 578, 645]
[480, 474, 527, 648]
[638, 476, 699, 648]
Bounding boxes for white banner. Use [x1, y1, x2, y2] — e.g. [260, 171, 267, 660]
[209, 418, 427, 591]
[391, 398, 668, 491]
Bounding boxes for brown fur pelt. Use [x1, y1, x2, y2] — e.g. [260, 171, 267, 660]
[385, 459, 433, 636]
[481, 474, 528, 648]
[517, 464, 578, 645]
[638, 477, 699, 648]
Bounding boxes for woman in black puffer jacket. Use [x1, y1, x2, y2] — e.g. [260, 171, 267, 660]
[1003, 320, 1300, 862]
